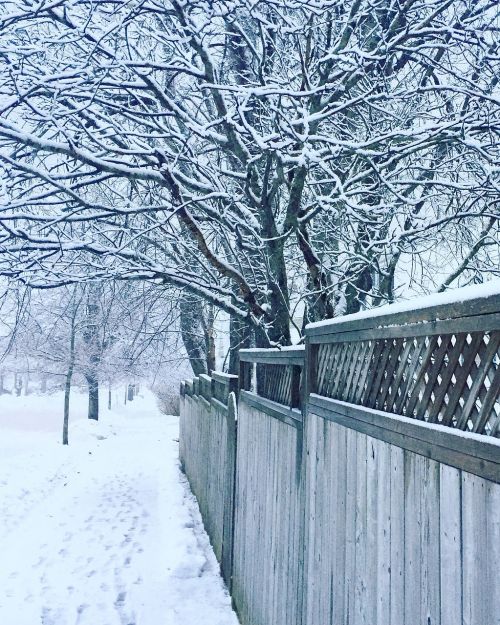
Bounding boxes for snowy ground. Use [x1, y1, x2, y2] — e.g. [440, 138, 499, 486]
[0, 389, 239, 625]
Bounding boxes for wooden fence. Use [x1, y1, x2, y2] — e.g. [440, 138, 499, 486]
[179, 285, 500, 625]
[179, 371, 238, 582]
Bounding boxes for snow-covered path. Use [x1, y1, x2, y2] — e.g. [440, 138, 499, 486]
[0, 391, 239, 625]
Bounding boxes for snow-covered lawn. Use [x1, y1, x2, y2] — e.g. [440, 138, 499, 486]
[0, 389, 239, 625]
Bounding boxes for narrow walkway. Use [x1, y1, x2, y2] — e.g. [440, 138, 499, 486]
[0, 393, 239, 625]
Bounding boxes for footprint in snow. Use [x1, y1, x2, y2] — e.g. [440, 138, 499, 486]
[115, 591, 127, 606]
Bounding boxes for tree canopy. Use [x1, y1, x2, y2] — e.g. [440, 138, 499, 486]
[1, 0, 499, 351]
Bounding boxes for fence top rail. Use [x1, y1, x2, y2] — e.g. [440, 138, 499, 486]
[240, 390, 303, 429]
[309, 394, 500, 482]
[306, 280, 500, 339]
[239, 346, 305, 365]
[212, 371, 239, 384]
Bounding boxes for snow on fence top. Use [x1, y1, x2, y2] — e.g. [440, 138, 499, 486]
[239, 345, 305, 364]
[305, 280, 500, 438]
[306, 279, 500, 336]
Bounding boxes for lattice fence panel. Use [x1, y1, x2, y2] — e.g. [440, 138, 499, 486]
[256, 363, 296, 406]
[316, 330, 500, 436]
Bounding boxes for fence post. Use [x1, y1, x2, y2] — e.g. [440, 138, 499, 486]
[304, 338, 318, 404]
[239, 360, 252, 395]
[199, 373, 212, 402]
[291, 365, 302, 409]
[298, 337, 319, 625]
[221, 391, 238, 591]
[228, 375, 239, 400]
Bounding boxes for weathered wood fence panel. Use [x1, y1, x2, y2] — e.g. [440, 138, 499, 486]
[302, 404, 500, 625]
[179, 283, 500, 625]
[179, 372, 238, 582]
[302, 285, 500, 625]
[232, 390, 304, 625]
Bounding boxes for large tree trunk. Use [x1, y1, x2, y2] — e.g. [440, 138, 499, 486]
[63, 294, 78, 444]
[297, 221, 336, 323]
[83, 287, 101, 420]
[345, 266, 374, 314]
[86, 374, 99, 421]
[63, 334, 76, 445]
[179, 293, 208, 376]
[15, 372, 22, 396]
[344, 214, 376, 314]
[203, 304, 216, 374]
[260, 211, 291, 347]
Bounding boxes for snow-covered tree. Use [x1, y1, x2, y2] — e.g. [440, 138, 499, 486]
[0, 279, 190, 426]
[0, 0, 498, 347]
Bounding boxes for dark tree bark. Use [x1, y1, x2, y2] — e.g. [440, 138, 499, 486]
[260, 197, 291, 347]
[202, 304, 216, 374]
[83, 289, 101, 420]
[63, 321, 77, 444]
[86, 374, 99, 420]
[15, 372, 22, 396]
[179, 293, 208, 376]
[63, 289, 79, 444]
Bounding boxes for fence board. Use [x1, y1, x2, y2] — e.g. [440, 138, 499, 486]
[389, 444, 405, 625]
[178, 378, 237, 588]
[303, 407, 500, 625]
[232, 395, 303, 625]
[439, 465, 462, 625]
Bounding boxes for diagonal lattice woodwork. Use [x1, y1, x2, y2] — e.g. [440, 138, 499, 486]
[239, 348, 305, 410]
[256, 363, 293, 406]
[254, 363, 303, 408]
[316, 330, 500, 436]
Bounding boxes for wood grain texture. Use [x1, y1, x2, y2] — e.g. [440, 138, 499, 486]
[181, 384, 500, 625]
[232, 399, 303, 625]
[308, 394, 500, 483]
[302, 413, 500, 625]
[178, 376, 236, 582]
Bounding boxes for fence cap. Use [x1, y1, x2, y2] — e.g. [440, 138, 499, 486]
[212, 371, 238, 384]
[240, 346, 305, 365]
[306, 279, 500, 337]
